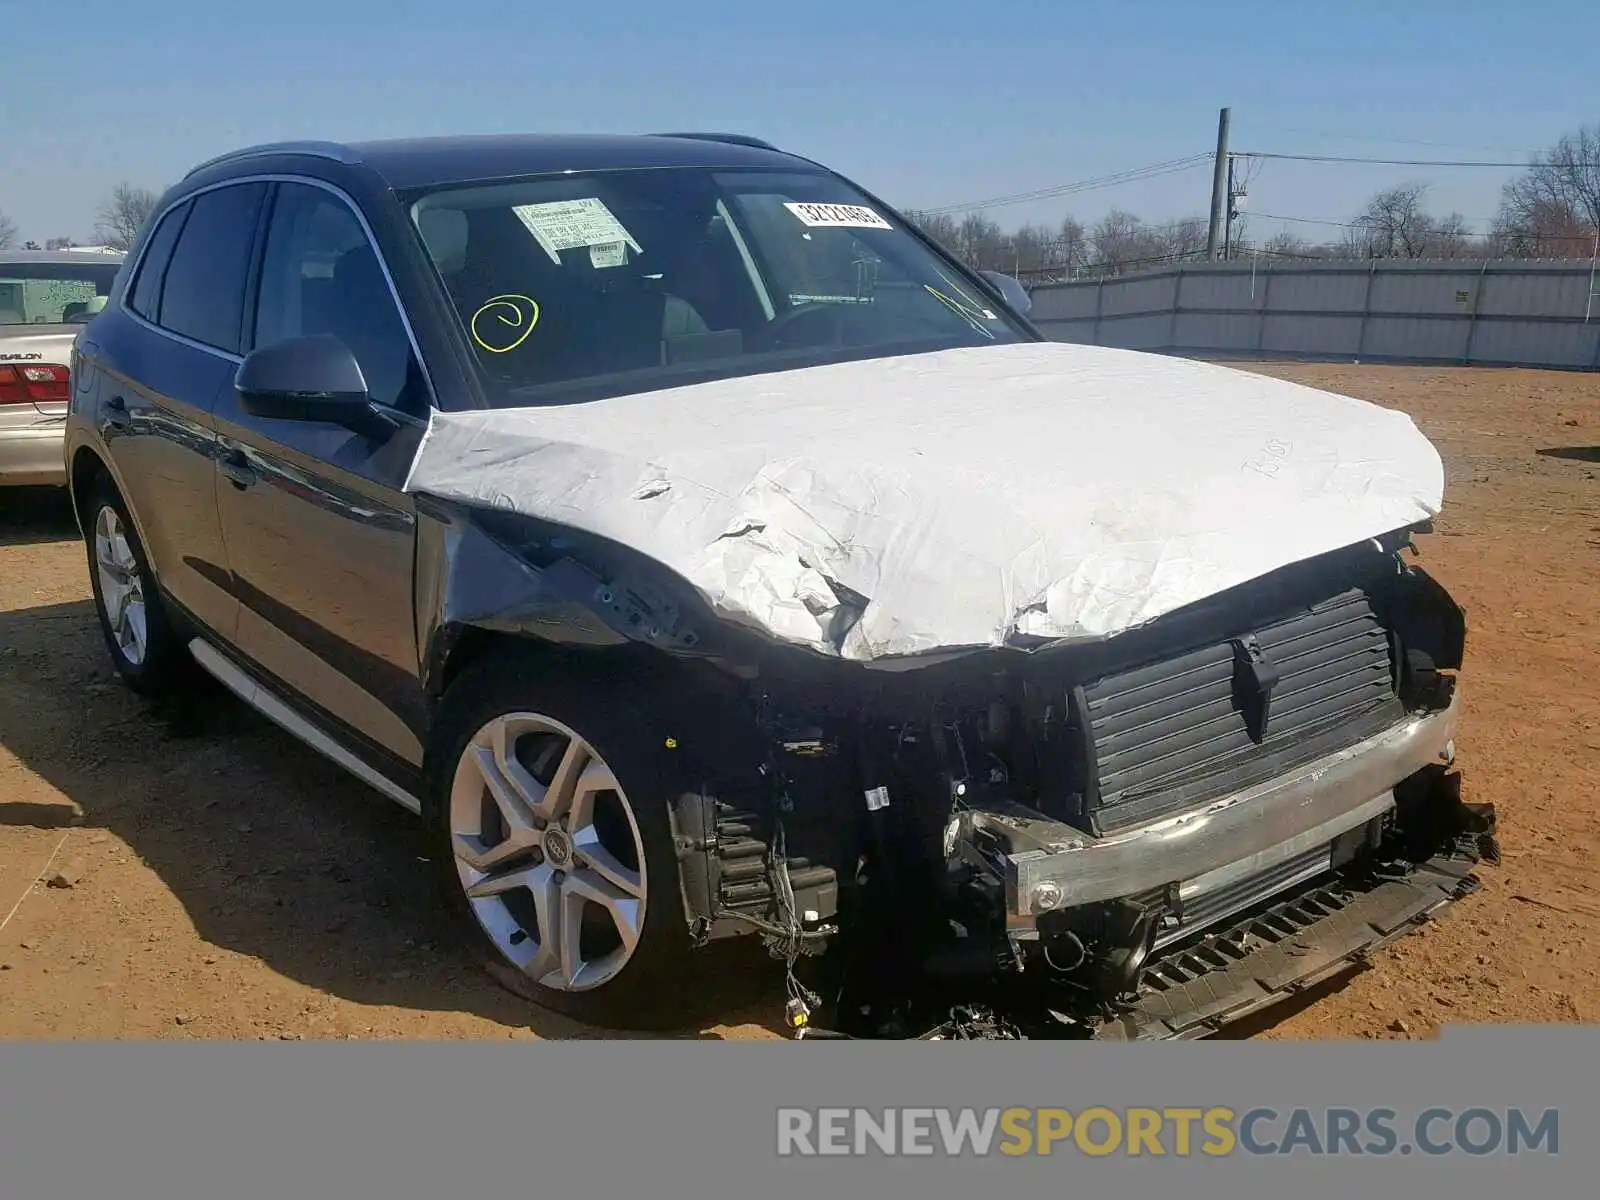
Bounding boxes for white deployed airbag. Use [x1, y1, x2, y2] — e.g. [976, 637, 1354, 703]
[403, 342, 1444, 663]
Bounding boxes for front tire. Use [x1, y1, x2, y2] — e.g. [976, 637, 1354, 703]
[424, 652, 699, 1029]
[84, 475, 187, 695]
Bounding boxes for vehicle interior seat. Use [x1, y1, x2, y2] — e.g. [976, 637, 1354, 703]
[417, 205, 714, 381]
[315, 244, 416, 409]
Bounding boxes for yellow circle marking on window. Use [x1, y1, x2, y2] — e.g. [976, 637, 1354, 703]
[470, 294, 540, 353]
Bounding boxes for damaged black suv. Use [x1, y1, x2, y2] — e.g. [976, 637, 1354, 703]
[65, 132, 1495, 1038]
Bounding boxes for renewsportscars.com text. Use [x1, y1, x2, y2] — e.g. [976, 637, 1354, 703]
[776, 1106, 1559, 1158]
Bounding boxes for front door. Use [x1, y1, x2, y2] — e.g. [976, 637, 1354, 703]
[212, 179, 432, 789]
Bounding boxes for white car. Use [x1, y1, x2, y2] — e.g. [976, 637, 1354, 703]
[1, 249, 124, 487]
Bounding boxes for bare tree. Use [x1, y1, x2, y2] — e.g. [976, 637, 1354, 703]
[1426, 212, 1473, 259]
[0, 207, 18, 250]
[904, 209, 1090, 279]
[1056, 216, 1088, 276]
[1490, 197, 1591, 258]
[95, 184, 159, 251]
[1007, 223, 1051, 275]
[1352, 183, 1434, 258]
[1086, 209, 1145, 274]
[952, 213, 1008, 270]
[44, 236, 77, 251]
[1495, 124, 1600, 258]
[1259, 229, 1313, 258]
[1084, 210, 1209, 275]
[1161, 216, 1210, 260]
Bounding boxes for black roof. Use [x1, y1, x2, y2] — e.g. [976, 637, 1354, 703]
[188, 132, 818, 191]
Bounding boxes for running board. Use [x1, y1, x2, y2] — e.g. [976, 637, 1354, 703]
[186, 638, 423, 815]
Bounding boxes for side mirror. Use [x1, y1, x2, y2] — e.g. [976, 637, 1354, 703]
[234, 334, 395, 437]
[979, 270, 1032, 316]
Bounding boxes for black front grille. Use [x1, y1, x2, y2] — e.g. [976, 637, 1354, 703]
[1077, 587, 1405, 834]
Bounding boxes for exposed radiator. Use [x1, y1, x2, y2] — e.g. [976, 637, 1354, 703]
[1077, 587, 1405, 834]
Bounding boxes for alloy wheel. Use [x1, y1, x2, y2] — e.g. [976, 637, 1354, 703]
[448, 712, 649, 992]
[94, 504, 148, 667]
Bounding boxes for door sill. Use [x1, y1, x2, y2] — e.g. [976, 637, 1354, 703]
[187, 637, 423, 815]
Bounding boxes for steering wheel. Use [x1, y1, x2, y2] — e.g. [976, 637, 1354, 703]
[748, 302, 845, 352]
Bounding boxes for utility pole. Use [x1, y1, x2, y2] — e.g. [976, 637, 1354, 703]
[1206, 106, 1231, 260]
[1586, 227, 1598, 323]
[1224, 154, 1236, 260]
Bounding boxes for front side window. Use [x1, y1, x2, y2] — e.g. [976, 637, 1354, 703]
[405, 167, 1029, 406]
[157, 182, 267, 354]
[0, 260, 121, 327]
[252, 182, 421, 412]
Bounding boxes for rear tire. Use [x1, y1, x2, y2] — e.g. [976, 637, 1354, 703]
[83, 475, 188, 696]
[424, 650, 701, 1030]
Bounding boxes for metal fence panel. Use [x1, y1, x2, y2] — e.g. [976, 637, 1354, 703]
[1174, 311, 1259, 350]
[1028, 285, 1099, 322]
[1100, 274, 1179, 317]
[1261, 313, 1363, 356]
[1260, 267, 1370, 313]
[1362, 316, 1469, 361]
[1095, 313, 1171, 349]
[1028, 260, 1600, 370]
[1176, 269, 1262, 311]
[1368, 269, 1483, 316]
[1469, 319, 1599, 368]
[1478, 270, 1593, 318]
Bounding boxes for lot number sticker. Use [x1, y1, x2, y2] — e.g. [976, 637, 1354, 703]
[511, 198, 643, 265]
[784, 202, 893, 230]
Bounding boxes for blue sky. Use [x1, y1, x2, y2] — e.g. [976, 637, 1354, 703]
[4, 0, 1593, 245]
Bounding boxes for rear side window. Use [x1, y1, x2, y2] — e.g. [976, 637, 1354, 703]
[157, 183, 268, 354]
[127, 201, 189, 322]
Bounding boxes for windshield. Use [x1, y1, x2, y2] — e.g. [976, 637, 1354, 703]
[0, 261, 120, 326]
[405, 167, 1031, 405]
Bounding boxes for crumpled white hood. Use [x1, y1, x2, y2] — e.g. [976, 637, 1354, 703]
[404, 342, 1443, 662]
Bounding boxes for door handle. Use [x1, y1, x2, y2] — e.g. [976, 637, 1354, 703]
[105, 395, 130, 429]
[218, 448, 257, 489]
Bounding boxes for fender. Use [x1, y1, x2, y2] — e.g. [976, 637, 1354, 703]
[413, 499, 769, 710]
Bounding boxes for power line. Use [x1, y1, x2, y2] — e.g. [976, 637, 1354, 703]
[1247, 212, 1596, 248]
[1247, 127, 1543, 157]
[1247, 212, 1360, 228]
[920, 153, 1213, 216]
[1239, 150, 1600, 168]
[923, 156, 1210, 215]
[1254, 209, 1478, 232]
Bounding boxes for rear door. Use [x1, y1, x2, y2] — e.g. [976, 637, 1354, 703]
[211, 178, 431, 784]
[90, 184, 268, 639]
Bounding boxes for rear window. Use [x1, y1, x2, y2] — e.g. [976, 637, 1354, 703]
[0, 261, 121, 326]
[127, 202, 190, 323]
[156, 183, 268, 354]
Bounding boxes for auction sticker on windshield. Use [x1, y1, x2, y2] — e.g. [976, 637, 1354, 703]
[511, 198, 643, 265]
[784, 202, 893, 230]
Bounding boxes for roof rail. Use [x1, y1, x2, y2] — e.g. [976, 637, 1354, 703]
[650, 132, 779, 151]
[183, 140, 361, 179]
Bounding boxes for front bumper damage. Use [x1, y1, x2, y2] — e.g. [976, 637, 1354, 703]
[1100, 838, 1492, 1041]
[419, 501, 1493, 1042]
[789, 689, 1497, 1041]
[960, 688, 1463, 929]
